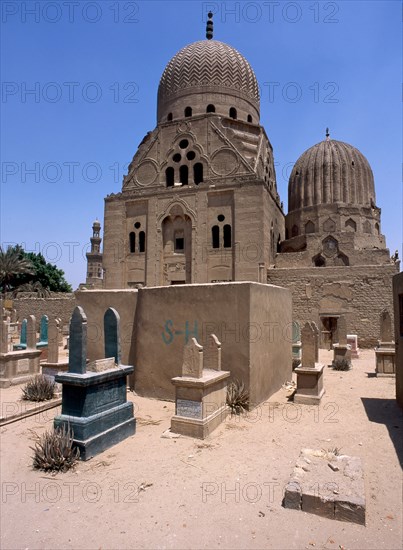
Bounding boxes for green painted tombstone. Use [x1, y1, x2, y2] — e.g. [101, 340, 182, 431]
[13, 319, 27, 350]
[54, 306, 135, 460]
[37, 315, 49, 349]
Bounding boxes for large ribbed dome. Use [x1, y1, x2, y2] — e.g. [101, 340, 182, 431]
[288, 139, 376, 212]
[158, 40, 260, 107]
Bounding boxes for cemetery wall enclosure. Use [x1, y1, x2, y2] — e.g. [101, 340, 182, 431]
[76, 282, 292, 405]
[12, 294, 76, 327]
[267, 264, 397, 348]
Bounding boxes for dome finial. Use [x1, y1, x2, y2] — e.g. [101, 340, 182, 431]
[206, 11, 213, 40]
[326, 127, 330, 140]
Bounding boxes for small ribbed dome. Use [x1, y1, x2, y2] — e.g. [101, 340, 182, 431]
[158, 40, 260, 108]
[288, 139, 376, 212]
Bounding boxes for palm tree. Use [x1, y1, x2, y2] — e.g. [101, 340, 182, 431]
[0, 246, 34, 295]
[12, 281, 51, 298]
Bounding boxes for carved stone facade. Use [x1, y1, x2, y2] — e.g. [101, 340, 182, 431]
[92, 26, 397, 346]
[102, 38, 283, 289]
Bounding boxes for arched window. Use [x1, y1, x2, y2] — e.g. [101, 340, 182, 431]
[314, 255, 326, 267]
[129, 232, 136, 253]
[206, 104, 215, 113]
[184, 106, 192, 117]
[139, 231, 145, 253]
[193, 163, 203, 185]
[247, 115, 252, 123]
[166, 167, 174, 187]
[167, 113, 173, 121]
[229, 107, 237, 120]
[212, 226, 220, 249]
[223, 225, 232, 248]
[179, 165, 188, 185]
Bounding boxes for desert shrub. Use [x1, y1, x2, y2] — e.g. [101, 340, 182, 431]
[22, 375, 55, 402]
[226, 379, 249, 414]
[31, 424, 80, 472]
[331, 358, 351, 371]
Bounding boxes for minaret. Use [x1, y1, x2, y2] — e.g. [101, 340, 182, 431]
[85, 220, 103, 288]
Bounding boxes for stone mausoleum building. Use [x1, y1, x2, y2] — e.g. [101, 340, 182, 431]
[83, 14, 399, 348]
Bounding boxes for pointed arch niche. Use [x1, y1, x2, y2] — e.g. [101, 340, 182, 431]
[161, 204, 193, 285]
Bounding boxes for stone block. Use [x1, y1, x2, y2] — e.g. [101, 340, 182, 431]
[283, 449, 366, 525]
[283, 481, 301, 510]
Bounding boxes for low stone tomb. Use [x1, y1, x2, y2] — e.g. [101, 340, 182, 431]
[375, 310, 396, 377]
[0, 316, 41, 388]
[54, 307, 135, 460]
[283, 448, 365, 525]
[171, 334, 230, 439]
[347, 334, 360, 359]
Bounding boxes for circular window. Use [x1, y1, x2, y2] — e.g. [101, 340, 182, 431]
[217, 214, 225, 222]
[134, 222, 141, 229]
[179, 139, 189, 149]
[172, 153, 181, 163]
[186, 151, 196, 161]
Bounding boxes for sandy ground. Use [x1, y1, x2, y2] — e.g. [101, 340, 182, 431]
[0, 349, 402, 550]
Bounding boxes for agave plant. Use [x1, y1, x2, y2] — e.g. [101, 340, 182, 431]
[226, 379, 249, 414]
[22, 375, 55, 402]
[331, 358, 351, 371]
[31, 424, 80, 472]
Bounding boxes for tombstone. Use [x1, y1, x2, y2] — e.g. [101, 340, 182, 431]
[301, 323, 316, 368]
[204, 334, 221, 371]
[380, 310, 393, 344]
[182, 338, 204, 378]
[27, 316, 37, 350]
[0, 321, 9, 354]
[347, 335, 360, 359]
[56, 318, 63, 345]
[47, 319, 60, 364]
[332, 315, 352, 365]
[54, 306, 135, 460]
[375, 310, 396, 377]
[68, 307, 87, 374]
[104, 307, 121, 364]
[171, 334, 230, 439]
[13, 319, 27, 350]
[42, 318, 69, 391]
[292, 321, 302, 365]
[309, 321, 320, 361]
[36, 315, 49, 349]
[294, 322, 325, 405]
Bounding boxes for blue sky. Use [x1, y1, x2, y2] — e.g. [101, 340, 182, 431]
[1, 0, 401, 289]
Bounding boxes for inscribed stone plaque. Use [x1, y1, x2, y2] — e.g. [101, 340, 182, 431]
[176, 399, 203, 419]
[17, 358, 30, 374]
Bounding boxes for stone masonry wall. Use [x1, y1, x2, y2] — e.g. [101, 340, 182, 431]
[267, 264, 397, 348]
[11, 293, 76, 328]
